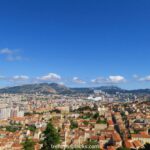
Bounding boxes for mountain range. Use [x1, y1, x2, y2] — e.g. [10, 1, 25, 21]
[0, 83, 150, 95]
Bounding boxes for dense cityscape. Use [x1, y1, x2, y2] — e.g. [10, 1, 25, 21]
[0, 84, 149, 150]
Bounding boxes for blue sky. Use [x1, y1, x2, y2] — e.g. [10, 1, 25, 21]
[0, 0, 150, 89]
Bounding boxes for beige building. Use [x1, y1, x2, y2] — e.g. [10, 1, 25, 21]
[131, 134, 150, 145]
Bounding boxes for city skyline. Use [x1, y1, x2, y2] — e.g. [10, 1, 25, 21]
[0, 0, 150, 89]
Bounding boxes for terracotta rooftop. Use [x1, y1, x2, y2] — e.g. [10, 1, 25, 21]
[131, 133, 150, 139]
[124, 140, 135, 149]
[112, 133, 122, 142]
[107, 146, 116, 150]
[133, 140, 142, 148]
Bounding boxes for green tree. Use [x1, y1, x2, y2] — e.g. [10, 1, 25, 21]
[92, 113, 99, 119]
[96, 119, 106, 124]
[70, 120, 78, 129]
[83, 121, 89, 126]
[27, 124, 36, 132]
[22, 138, 35, 150]
[41, 122, 60, 150]
[139, 143, 150, 150]
[6, 125, 21, 132]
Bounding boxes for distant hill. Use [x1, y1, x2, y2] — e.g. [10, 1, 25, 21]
[0, 83, 72, 94]
[0, 83, 94, 95]
[94, 86, 126, 94]
[0, 83, 150, 95]
[128, 89, 150, 94]
[71, 87, 94, 94]
[94, 86, 150, 95]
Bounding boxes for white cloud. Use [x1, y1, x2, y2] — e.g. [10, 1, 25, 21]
[11, 75, 29, 81]
[6, 55, 23, 62]
[0, 75, 29, 83]
[0, 48, 25, 62]
[73, 77, 86, 84]
[91, 75, 126, 84]
[91, 77, 106, 84]
[109, 75, 125, 83]
[139, 75, 150, 81]
[37, 73, 61, 82]
[133, 74, 150, 82]
[0, 48, 14, 55]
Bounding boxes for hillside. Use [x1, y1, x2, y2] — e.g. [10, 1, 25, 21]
[0, 83, 72, 94]
[0, 83, 150, 95]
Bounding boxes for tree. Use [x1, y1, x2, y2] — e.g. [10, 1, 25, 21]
[96, 119, 106, 124]
[41, 122, 60, 150]
[139, 143, 150, 150]
[22, 138, 35, 150]
[6, 125, 21, 132]
[70, 120, 78, 129]
[83, 121, 89, 126]
[27, 124, 36, 132]
[148, 128, 150, 134]
[92, 113, 99, 119]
